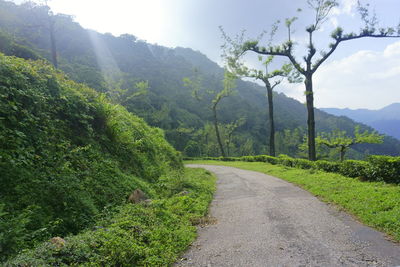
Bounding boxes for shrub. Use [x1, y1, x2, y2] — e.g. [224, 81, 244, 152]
[187, 154, 400, 184]
[220, 156, 238, 161]
[338, 160, 369, 178]
[277, 155, 295, 167]
[0, 54, 181, 260]
[264, 156, 278, 164]
[366, 155, 400, 183]
[314, 160, 341, 173]
[6, 169, 216, 266]
[293, 158, 315, 170]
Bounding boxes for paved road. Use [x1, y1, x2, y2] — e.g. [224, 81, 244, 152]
[176, 165, 400, 267]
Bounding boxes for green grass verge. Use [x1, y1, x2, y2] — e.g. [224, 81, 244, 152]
[186, 160, 400, 242]
[6, 168, 216, 266]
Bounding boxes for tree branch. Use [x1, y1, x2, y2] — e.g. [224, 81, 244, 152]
[312, 32, 400, 73]
[244, 42, 306, 75]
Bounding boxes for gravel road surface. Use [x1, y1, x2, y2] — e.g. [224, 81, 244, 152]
[176, 164, 400, 267]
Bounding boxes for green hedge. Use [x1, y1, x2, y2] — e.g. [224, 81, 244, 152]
[189, 155, 400, 184]
[366, 155, 400, 183]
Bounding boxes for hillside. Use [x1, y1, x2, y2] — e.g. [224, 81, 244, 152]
[322, 103, 400, 140]
[0, 0, 399, 158]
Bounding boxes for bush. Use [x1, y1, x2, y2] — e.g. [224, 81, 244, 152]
[293, 158, 315, 170]
[219, 156, 238, 161]
[277, 155, 295, 167]
[339, 160, 369, 178]
[0, 54, 181, 260]
[314, 160, 341, 173]
[6, 168, 216, 266]
[187, 154, 400, 184]
[366, 155, 400, 183]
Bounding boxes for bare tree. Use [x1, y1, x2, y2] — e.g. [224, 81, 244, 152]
[183, 70, 236, 157]
[234, 0, 400, 160]
[222, 26, 301, 156]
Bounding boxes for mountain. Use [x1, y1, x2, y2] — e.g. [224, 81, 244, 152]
[0, 53, 182, 260]
[0, 0, 399, 158]
[322, 103, 400, 140]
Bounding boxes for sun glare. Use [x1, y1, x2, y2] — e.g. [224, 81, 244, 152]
[49, 0, 166, 42]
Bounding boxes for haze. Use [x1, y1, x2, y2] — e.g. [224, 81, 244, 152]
[14, 0, 400, 109]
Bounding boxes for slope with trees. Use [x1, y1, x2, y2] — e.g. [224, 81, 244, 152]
[0, 0, 399, 159]
[322, 103, 400, 140]
[0, 52, 183, 260]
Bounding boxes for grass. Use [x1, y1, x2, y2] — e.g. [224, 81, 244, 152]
[186, 160, 400, 242]
[6, 168, 216, 266]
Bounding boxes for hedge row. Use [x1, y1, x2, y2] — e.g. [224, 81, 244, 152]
[185, 155, 400, 184]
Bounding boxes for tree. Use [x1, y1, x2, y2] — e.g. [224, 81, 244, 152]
[234, 0, 400, 160]
[224, 117, 246, 156]
[316, 126, 383, 161]
[222, 27, 301, 156]
[183, 70, 237, 157]
[107, 79, 149, 105]
[22, 1, 58, 67]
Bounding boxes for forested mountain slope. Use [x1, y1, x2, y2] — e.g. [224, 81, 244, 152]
[322, 103, 400, 140]
[0, 0, 399, 158]
[0, 52, 183, 260]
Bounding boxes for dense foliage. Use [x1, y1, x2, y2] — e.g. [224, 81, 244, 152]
[0, 0, 399, 159]
[189, 154, 400, 183]
[6, 168, 216, 266]
[0, 53, 182, 261]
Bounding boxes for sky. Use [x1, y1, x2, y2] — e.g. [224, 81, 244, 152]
[12, 0, 400, 109]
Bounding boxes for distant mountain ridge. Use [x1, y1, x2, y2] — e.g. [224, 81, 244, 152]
[1, 0, 400, 157]
[322, 103, 400, 140]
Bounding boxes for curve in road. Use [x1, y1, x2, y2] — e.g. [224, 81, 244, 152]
[176, 165, 400, 267]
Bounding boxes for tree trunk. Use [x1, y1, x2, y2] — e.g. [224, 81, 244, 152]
[305, 74, 316, 161]
[266, 85, 275, 157]
[213, 106, 226, 157]
[226, 134, 232, 157]
[49, 19, 58, 68]
[340, 147, 345, 162]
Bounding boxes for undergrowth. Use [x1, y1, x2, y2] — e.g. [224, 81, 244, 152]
[6, 168, 216, 266]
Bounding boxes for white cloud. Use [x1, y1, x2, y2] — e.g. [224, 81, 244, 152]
[332, 0, 358, 16]
[277, 41, 400, 109]
[329, 17, 339, 29]
[313, 41, 400, 109]
[384, 41, 400, 57]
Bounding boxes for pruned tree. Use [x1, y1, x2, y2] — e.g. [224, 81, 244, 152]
[222, 26, 301, 156]
[232, 0, 400, 160]
[183, 69, 237, 157]
[315, 126, 383, 161]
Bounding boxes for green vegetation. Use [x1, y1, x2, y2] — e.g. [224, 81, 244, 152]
[222, 28, 302, 157]
[187, 154, 400, 184]
[0, 53, 216, 264]
[1, 0, 399, 263]
[225, 0, 400, 160]
[6, 168, 216, 266]
[0, 0, 399, 159]
[186, 160, 400, 241]
[314, 126, 383, 161]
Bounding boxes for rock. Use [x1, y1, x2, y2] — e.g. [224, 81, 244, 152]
[49, 237, 66, 249]
[128, 189, 148, 204]
[177, 190, 190, 196]
[143, 199, 152, 206]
